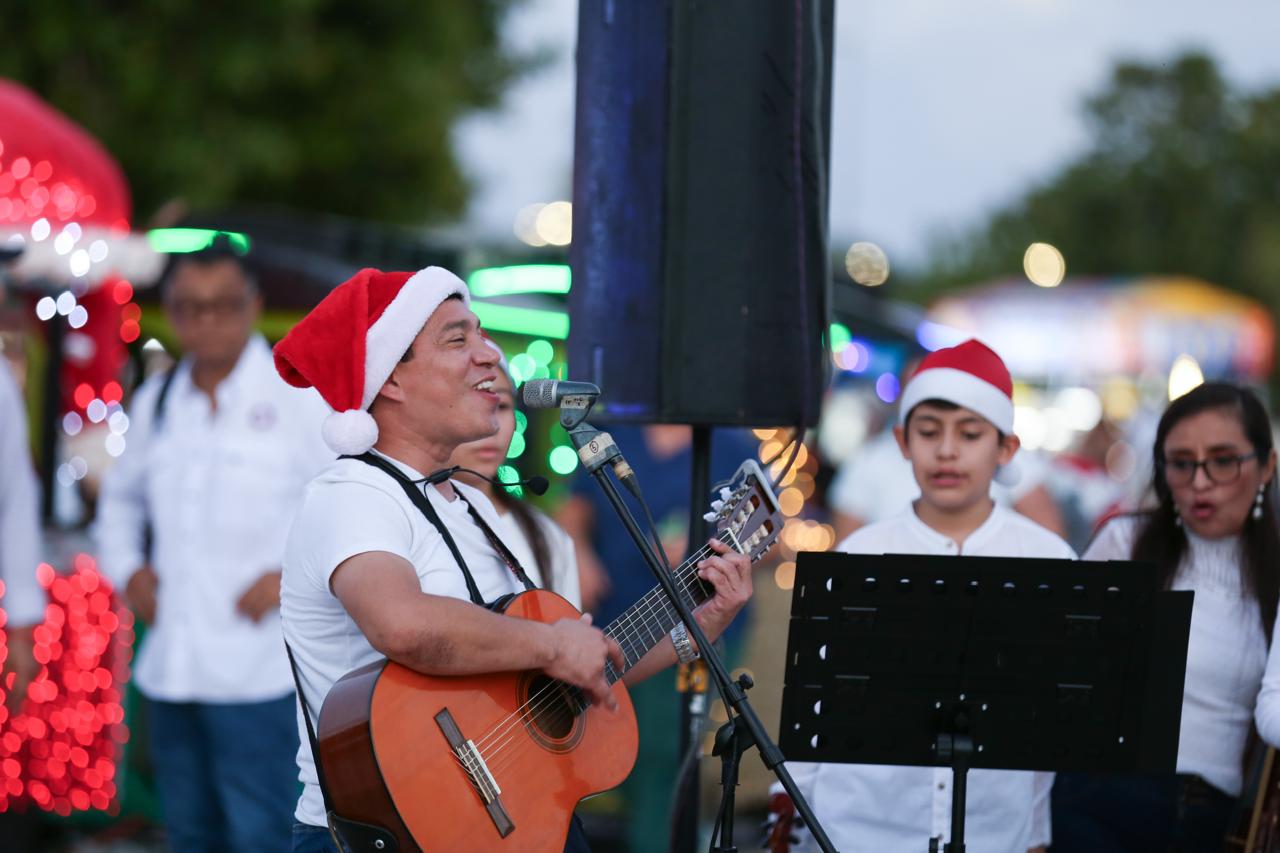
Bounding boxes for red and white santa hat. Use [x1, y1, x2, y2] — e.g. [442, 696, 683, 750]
[273, 266, 470, 454]
[899, 338, 1020, 484]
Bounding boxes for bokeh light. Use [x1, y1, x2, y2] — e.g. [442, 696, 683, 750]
[535, 201, 573, 247]
[0, 555, 131, 816]
[1023, 242, 1066, 288]
[1168, 354, 1204, 401]
[549, 446, 579, 475]
[513, 203, 548, 247]
[874, 373, 900, 403]
[845, 241, 890, 286]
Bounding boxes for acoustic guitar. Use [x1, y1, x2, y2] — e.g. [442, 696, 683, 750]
[316, 459, 783, 851]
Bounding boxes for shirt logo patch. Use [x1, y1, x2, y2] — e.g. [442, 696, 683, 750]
[248, 402, 278, 432]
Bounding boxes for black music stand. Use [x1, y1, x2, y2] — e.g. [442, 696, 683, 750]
[779, 552, 1194, 853]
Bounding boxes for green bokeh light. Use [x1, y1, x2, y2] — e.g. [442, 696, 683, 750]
[507, 432, 526, 458]
[509, 353, 537, 385]
[829, 322, 852, 353]
[549, 446, 579, 475]
[526, 339, 554, 366]
[467, 264, 571, 298]
[496, 464, 523, 497]
[471, 301, 569, 340]
[514, 411, 528, 433]
[148, 228, 251, 255]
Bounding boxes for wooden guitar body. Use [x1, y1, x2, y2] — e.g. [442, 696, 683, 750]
[317, 590, 638, 852]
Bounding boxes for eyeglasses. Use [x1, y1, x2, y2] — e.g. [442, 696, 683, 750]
[1162, 451, 1258, 487]
[166, 296, 250, 322]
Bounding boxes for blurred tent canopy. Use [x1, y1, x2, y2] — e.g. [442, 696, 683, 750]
[0, 80, 164, 291]
[928, 276, 1274, 383]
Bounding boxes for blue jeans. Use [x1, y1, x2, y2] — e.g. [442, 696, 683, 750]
[148, 694, 299, 853]
[291, 815, 593, 852]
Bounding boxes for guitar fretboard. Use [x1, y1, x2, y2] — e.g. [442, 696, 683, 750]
[599, 530, 734, 685]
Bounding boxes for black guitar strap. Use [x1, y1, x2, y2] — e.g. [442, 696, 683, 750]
[284, 451, 540, 851]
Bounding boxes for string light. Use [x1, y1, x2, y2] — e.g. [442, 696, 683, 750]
[0, 556, 131, 815]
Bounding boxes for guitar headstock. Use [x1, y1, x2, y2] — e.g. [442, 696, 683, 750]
[704, 459, 784, 563]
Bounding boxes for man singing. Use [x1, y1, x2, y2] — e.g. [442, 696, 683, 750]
[275, 266, 754, 852]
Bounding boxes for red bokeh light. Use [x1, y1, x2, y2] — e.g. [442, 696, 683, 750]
[72, 384, 94, 411]
[0, 554, 132, 815]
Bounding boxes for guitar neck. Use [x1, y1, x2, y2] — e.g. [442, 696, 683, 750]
[600, 531, 734, 684]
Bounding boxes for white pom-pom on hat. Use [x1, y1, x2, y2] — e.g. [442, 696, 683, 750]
[322, 410, 380, 456]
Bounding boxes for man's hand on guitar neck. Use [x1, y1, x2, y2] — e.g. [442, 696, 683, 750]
[690, 537, 754, 646]
[545, 613, 626, 711]
[621, 537, 754, 685]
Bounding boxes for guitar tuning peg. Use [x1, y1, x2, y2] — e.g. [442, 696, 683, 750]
[702, 511, 719, 523]
[719, 487, 733, 501]
[710, 500, 725, 512]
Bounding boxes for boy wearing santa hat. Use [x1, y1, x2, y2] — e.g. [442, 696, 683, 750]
[768, 339, 1075, 853]
[274, 267, 754, 852]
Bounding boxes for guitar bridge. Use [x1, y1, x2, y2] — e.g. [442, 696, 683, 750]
[435, 709, 515, 838]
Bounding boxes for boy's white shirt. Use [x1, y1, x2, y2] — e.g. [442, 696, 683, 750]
[779, 502, 1076, 852]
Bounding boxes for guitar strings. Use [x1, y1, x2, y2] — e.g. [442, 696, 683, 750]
[471, 533, 722, 753]
[477, 562, 716, 779]
[442, 553, 713, 779]
[467, 545, 715, 774]
[471, 535, 735, 774]
[469, 534, 723, 757]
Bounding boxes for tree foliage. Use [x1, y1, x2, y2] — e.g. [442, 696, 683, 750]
[920, 52, 1280, 313]
[1, 1, 535, 225]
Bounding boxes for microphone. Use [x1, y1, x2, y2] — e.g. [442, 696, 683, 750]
[420, 466, 549, 496]
[522, 379, 600, 409]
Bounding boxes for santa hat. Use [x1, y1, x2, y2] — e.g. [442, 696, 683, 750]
[273, 266, 470, 454]
[899, 339, 1021, 485]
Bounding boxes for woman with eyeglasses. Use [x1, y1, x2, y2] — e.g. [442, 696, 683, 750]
[1051, 382, 1279, 852]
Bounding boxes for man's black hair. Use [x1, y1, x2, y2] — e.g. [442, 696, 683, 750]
[159, 232, 257, 297]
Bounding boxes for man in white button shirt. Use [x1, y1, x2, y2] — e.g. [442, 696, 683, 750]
[768, 340, 1075, 853]
[96, 238, 332, 853]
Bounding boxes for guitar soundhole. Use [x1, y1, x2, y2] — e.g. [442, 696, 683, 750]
[519, 673, 586, 752]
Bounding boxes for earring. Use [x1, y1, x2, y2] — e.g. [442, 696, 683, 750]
[1253, 487, 1266, 521]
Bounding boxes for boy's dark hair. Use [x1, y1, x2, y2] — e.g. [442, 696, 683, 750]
[159, 232, 257, 297]
[903, 398, 1007, 442]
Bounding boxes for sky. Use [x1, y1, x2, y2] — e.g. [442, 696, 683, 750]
[454, 0, 1280, 269]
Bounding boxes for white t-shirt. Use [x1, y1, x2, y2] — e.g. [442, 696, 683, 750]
[781, 504, 1075, 852]
[281, 453, 570, 826]
[1089, 517, 1265, 797]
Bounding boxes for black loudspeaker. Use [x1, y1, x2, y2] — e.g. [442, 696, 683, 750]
[569, 0, 834, 427]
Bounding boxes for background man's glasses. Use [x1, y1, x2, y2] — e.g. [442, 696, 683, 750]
[166, 296, 249, 322]
[1162, 452, 1258, 486]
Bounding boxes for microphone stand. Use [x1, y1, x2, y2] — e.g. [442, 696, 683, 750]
[560, 406, 835, 853]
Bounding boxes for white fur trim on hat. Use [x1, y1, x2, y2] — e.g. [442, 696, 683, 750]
[899, 366, 1014, 434]
[360, 267, 470, 410]
[322, 409, 379, 455]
